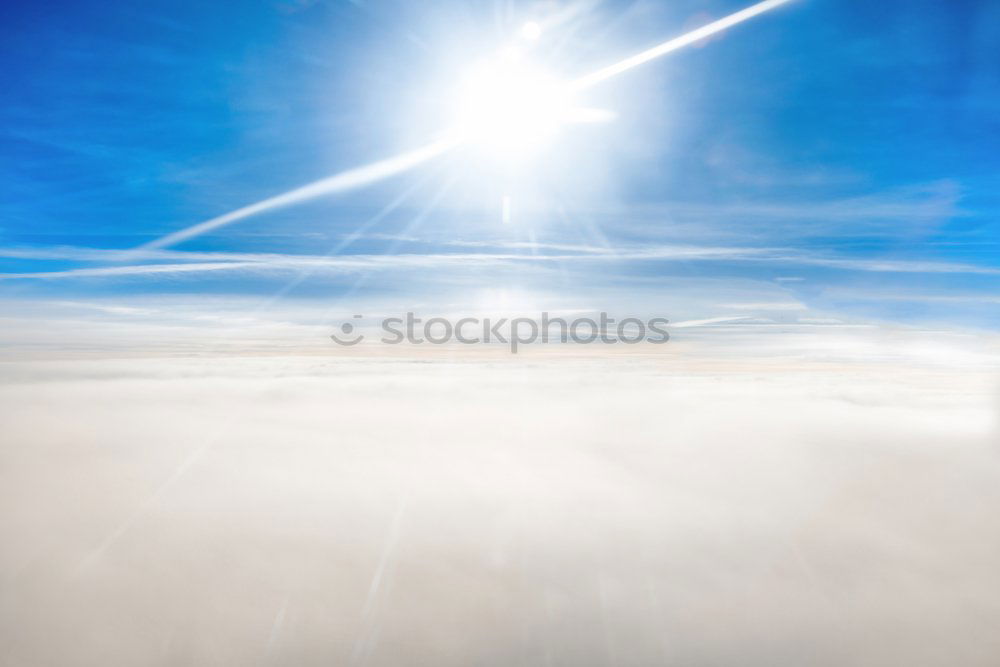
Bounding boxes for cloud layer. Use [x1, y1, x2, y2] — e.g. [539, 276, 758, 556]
[1, 343, 998, 665]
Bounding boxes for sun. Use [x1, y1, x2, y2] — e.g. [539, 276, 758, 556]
[452, 55, 574, 160]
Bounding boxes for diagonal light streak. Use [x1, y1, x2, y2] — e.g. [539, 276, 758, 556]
[571, 0, 796, 90]
[140, 135, 459, 251]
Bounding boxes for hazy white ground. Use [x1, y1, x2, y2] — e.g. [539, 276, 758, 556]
[1, 335, 998, 666]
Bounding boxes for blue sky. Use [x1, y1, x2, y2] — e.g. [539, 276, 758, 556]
[2, 0, 999, 333]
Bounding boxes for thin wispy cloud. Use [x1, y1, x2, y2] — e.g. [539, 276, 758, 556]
[608, 180, 968, 241]
[0, 262, 263, 279]
[2, 244, 997, 281]
[719, 301, 808, 311]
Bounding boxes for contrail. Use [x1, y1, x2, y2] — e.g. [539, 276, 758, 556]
[140, 136, 458, 251]
[571, 0, 796, 90]
[139, 0, 793, 251]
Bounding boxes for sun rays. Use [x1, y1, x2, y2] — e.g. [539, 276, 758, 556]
[134, 0, 797, 253]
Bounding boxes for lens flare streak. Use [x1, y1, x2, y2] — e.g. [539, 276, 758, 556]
[571, 0, 796, 91]
[140, 136, 459, 251]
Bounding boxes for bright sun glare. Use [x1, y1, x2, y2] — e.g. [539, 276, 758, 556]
[453, 58, 572, 159]
[452, 23, 574, 160]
